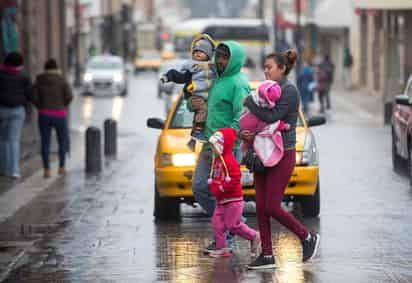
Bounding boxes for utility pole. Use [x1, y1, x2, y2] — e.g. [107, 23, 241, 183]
[258, 0, 264, 19]
[273, 0, 278, 51]
[295, 0, 302, 77]
[74, 0, 81, 87]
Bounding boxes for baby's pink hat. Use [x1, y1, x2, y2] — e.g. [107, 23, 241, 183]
[258, 80, 282, 108]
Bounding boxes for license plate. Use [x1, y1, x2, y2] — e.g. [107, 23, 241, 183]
[241, 171, 254, 187]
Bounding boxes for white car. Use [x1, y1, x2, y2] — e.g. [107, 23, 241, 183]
[82, 56, 128, 96]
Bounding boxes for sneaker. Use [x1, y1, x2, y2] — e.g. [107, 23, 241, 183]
[301, 232, 320, 262]
[203, 239, 233, 255]
[58, 167, 66, 176]
[191, 131, 206, 142]
[187, 139, 196, 152]
[247, 254, 276, 270]
[203, 241, 216, 254]
[209, 248, 231, 258]
[44, 169, 51, 178]
[250, 232, 261, 257]
[10, 174, 21, 180]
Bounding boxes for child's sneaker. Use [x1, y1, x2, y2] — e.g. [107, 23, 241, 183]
[187, 139, 196, 152]
[191, 131, 206, 142]
[250, 232, 261, 257]
[209, 248, 231, 258]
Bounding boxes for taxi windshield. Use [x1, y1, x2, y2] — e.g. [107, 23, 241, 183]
[169, 97, 303, 129]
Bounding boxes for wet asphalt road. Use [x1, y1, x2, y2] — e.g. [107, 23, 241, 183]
[2, 72, 412, 283]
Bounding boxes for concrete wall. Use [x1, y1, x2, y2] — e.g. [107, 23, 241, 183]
[351, 9, 411, 100]
[18, 0, 67, 160]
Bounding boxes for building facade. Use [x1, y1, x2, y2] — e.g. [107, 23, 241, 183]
[0, 0, 67, 160]
[351, 0, 412, 101]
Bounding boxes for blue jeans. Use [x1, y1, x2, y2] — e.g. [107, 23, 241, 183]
[0, 106, 25, 176]
[38, 115, 69, 169]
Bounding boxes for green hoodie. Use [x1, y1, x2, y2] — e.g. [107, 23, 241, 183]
[203, 41, 250, 149]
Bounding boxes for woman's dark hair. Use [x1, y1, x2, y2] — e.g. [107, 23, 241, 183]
[4, 52, 24, 67]
[44, 58, 58, 70]
[266, 49, 298, 76]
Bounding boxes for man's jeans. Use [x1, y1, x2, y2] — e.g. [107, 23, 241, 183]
[0, 106, 25, 176]
[192, 144, 244, 245]
[38, 115, 69, 169]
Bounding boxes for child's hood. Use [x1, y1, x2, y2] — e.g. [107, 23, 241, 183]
[190, 34, 216, 56]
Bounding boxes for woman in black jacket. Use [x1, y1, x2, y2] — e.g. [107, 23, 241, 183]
[0, 52, 32, 178]
[242, 50, 320, 269]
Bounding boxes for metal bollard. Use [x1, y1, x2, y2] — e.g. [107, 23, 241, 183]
[86, 127, 102, 173]
[104, 118, 117, 158]
[384, 100, 393, 125]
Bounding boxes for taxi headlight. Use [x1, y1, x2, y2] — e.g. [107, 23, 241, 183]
[296, 133, 318, 166]
[84, 73, 93, 82]
[172, 153, 196, 167]
[159, 153, 196, 167]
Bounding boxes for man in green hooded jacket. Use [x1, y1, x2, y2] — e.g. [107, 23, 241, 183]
[189, 41, 250, 253]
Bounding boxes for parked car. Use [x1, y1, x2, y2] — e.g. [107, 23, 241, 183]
[392, 74, 412, 180]
[82, 55, 128, 96]
[134, 51, 161, 73]
[147, 84, 326, 221]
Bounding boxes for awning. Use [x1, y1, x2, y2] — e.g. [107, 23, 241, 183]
[315, 0, 352, 28]
[275, 12, 311, 30]
[352, 0, 412, 10]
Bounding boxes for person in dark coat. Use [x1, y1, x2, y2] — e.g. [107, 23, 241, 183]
[32, 59, 73, 178]
[0, 52, 32, 178]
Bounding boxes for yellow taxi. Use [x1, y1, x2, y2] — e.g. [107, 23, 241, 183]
[147, 86, 326, 220]
[134, 51, 162, 72]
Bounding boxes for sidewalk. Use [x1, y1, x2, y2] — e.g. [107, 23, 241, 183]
[0, 129, 84, 281]
[311, 84, 385, 124]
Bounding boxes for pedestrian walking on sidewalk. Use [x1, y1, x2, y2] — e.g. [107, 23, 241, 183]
[189, 41, 250, 254]
[315, 64, 329, 114]
[207, 128, 260, 258]
[297, 61, 315, 115]
[31, 59, 73, 178]
[320, 55, 335, 110]
[343, 47, 353, 90]
[0, 52, 32, 179]
[242, 49, 320, 269]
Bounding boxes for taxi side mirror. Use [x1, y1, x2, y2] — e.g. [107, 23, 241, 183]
[395, 95, 412, 106]
[147, 118, 165, 129]
[307, 116, 326, 127]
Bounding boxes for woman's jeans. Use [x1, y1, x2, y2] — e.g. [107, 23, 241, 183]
[254, 150, 309, 255]
[38, 114, 69, 169]
[0, 106, 25, 176]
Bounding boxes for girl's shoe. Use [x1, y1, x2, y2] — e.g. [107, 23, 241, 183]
[209, 248, 231, 258]
[58, 167, 66, 176]
[250, 232, 261, 257]
[43, 169, 51, 178]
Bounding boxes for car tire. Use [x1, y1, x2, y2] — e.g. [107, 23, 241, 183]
[409, 142, 412, 185]
[300, 181, 320, 218]
[154, 186, 181, 221]
[392, 129, 404, 172]
[121, 87, 128, 97]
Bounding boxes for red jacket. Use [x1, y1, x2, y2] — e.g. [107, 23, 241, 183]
[208, 128, 243, 204]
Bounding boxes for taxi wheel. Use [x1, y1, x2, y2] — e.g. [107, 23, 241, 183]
[154, 187, 181, 221]
[300, 181, 320, 218]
